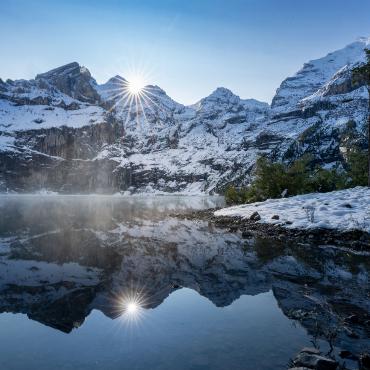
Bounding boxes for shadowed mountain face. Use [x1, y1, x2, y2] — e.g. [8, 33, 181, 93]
[0, 195, 368, 359]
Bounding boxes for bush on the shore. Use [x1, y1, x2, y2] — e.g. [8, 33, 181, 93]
[347, 148, 368, 187]
[224, 152, 367, 205]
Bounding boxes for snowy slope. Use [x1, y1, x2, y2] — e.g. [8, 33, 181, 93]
[0, 99, 105, 132]
[272, 37, 370, 113]
[215, 187, 370, 233]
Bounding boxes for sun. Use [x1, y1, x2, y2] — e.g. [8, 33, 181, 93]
[126, 302, 138, 314]
[102, 64, 155, 118]
[127, 75, 146, 96]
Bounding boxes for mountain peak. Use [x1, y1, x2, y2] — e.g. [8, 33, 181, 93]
[195, 87, 239, 107]
[209, 87, 236, 98]
[36, 62, 89, 80]
[35, 62, 100, 104]
[271, 37, 369, 112]
[356, 36, 370, 46]
[104, 75, 127, 85]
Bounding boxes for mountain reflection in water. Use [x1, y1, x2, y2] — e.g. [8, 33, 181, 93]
[0, 195, 368, 370]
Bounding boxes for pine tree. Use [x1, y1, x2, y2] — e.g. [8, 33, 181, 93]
[352, 49, 370, 186]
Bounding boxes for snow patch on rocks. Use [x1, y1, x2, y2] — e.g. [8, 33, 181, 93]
[215, 187, 370, 233]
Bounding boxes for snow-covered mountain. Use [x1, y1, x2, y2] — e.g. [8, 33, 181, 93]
[271, 38, 369, 113]
[0, 38, 369, 193]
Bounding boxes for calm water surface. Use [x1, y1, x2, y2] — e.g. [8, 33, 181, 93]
[0, 195, 368, 370]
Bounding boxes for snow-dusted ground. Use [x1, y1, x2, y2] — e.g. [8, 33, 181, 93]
[215, 187, 370, 233]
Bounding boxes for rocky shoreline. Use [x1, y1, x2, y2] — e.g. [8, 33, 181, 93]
[288, 347, 370, 370]
[175, 208, 370, 251]
[173, 209, 370, 369]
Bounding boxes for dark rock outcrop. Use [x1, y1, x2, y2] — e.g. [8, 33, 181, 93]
[35, 62, 101, 104]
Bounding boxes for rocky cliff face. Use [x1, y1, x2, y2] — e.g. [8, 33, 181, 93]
[0, 38, 369, 193]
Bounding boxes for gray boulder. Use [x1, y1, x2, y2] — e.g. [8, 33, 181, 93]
[250, 211, 261, 221]
[293, 352, 338, 370]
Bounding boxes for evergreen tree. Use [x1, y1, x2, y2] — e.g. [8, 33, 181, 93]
[352, 49, 370, 186]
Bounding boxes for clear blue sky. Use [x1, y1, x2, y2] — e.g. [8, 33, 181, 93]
[1, 0, 370, 105]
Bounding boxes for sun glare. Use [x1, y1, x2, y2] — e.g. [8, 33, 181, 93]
[103, 63, 158, 126]
[115, 288, 148, 326]
[127, 75, 146, 96]
[126, 302, 138, 314]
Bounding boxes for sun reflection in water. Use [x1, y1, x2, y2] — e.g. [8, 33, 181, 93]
[116, 289, 147, 326]
[110, 281, 176, 329]
[126, 302, 138, 314]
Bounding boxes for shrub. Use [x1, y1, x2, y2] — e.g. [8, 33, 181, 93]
[224, 185, 260, 204]
[224, 155, 353, 205]
[309, 167, 347, 192]
[224, 185, 240, 204]
[250, 156, 313, 200]
[347, 148, 368, 187]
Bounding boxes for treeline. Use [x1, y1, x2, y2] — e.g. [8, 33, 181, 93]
[225, 149, 368, 205]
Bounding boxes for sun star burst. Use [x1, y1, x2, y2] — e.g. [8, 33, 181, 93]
[102, 66, 161, 131]
[114, 288, 148, 327]
[127, 75, 146, 96]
